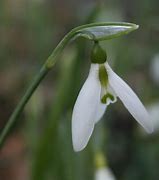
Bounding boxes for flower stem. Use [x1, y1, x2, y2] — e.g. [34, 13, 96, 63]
[0, 65, 49, 147]
[0, 28, 73, 147]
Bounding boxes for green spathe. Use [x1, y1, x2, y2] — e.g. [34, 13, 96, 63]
[46, 22, 138, 68]
[75, 22, 138, 41]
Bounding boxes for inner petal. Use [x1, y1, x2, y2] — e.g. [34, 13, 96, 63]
[98, 64, 117, 105]
[100, 85, 117, 105]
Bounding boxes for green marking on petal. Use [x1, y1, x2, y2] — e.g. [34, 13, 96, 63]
[101, 95, 107, 104]
[101, 93, 115, 104]
[99, 65, 108, 87]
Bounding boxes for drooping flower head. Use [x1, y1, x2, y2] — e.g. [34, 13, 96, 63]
[72, 42, 153, 152]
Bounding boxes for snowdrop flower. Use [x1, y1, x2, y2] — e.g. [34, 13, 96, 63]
[95, 152, 116, 180]
[72, 42, 153, 152]
[95, 168, 116, 180]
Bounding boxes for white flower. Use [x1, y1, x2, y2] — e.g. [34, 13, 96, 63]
[95, 167, 116, 180]
[72, 62, 153, 152]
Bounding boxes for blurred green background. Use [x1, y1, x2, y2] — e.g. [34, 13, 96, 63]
[0, 0, 159, 179]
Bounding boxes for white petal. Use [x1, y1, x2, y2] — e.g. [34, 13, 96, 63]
[72, 64, 106, 152]
[105, 62, 153, 133]
[95, 86, 117, 124]
[95, 101, 107, 123]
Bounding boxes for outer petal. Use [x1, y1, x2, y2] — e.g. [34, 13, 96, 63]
[72, 64, 106, 152]
[105, 62, 153, 133]
[95, 101, 107, 124]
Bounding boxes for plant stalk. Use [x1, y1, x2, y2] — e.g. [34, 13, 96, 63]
[0, 65, 49, 147]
